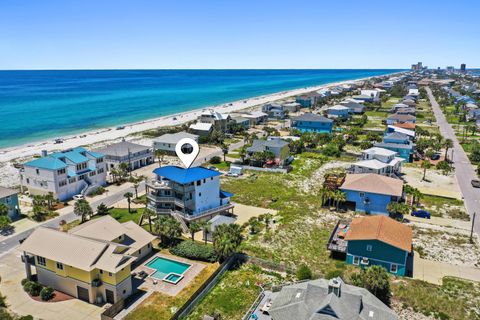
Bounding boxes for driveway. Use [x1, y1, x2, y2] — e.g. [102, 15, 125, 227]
[0, 249, 105, 320]
[426, 87, 480, 235]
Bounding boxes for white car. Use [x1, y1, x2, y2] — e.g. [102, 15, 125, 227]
[73, 194, 85, 201]
[225, 172, 239, 177]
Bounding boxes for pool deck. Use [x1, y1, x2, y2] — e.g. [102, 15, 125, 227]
[132, 253, 206, 296]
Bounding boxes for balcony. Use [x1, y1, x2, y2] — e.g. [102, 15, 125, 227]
[92, 278, 103, 287]
[147, 194, 185, 208]
[147, 203, 234, 222]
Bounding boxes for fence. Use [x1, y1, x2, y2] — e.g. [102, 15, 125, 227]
[235, 165, 288, 174]
[101, 298, 125, 320]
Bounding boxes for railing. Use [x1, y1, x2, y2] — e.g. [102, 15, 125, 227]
[242, 289, 265, 320]
[182, 203, 235, 221]
[146, 194, 185, 207]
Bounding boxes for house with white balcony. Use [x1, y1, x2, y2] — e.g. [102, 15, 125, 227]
[146, 166, 234, 226]
[351, 147, 404, 176]
[21, 147, 107, 201]
[94, 140, 153, 172]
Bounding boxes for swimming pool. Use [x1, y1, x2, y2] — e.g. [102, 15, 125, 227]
[145, 256, 191, 284]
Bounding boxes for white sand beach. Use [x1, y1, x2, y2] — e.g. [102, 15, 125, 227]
[0, 75, 391, 187]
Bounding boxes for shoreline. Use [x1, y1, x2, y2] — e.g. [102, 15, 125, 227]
[0, 72, 401, 186]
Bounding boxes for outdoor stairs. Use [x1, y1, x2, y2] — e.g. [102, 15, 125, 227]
[81, 177, 99, 196]
[172, 212, 189, 233]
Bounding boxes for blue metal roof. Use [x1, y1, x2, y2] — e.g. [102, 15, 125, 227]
[220, 190, 234, 198]
[24, 157, 67, 170]
[24, 147, 104, 170]
[153, 165, 221, 184]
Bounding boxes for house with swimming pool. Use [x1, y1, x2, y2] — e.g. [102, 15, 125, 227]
[146, 166, 234, 226]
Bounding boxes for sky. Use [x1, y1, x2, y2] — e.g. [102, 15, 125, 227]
[1, 0, 479, 70]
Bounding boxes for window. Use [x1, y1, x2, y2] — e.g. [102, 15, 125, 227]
[118, 236, 122, 240]
[76, 162, 87, 171]
[57, 168, 66, 175]
[138, 249, 141, 254]
[366, 245, 373, 252]
[147, 243, 151, 248]
[96, 158, 104, 164]
[26, 178, 30, 184]
[69, 177, 76, 183]
[99, 270, 103, 274]
[199, 192, 201, 197]
[390, 264, 398, 273]
[353, 256, 359, 265]
[196, 180, 201, 186]
[109, 272, 112, 276]
[37, 256, 46, 266]
[123, 290, 126, 294]
[359, 192, 365, 197]
[98, 168, 104, 174]
[56, 262, 64, 270]
[89, 171, 96, 177]
[59, 180, 67, 187]
[203, 179, 206, 183]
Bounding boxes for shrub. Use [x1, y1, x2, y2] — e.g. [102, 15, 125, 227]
[23, 281, 42, 296]
[209, 156, 221, 164]
[321, 143, 341, 157]
[21, 278, 29, 286]
[169, 241, 216, 263]
[40, 287, 55, 301]
[0, 292, 6, 308]
[296, 264, 313, 280]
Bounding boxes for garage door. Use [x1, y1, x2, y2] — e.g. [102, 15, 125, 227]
[77, 286, 90, 302]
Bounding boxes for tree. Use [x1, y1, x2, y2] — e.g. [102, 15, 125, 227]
[96, 203, 109, 215]
[119, 162, 130, 178]
[74, 199, 93, 223]
[155, 215, 182, 245]
[45, 192, 55, 210]
[444, 139, 453, 162]
[387, 202, 410, 220]
[334, 190, 346, 211]
[296, 264, 313, 280]
[262, 213, 273, 231]
[0, 215, 12, 230]
[238, 145, 247, 164]
[129, 175, 144, 199]
[155, 149, 167, 167]
[123, 192, 133, 213]
[351, 265, 392, 305]
[188, 222, 201, 241]
[221, 143, 229, 162]
[143, 208, 156, 232]
[247, 217, 261, 234]
[420, 160, 432, 181]
[436, 160, 453, 175]
[212, 223, 243, 262]
[198, 221, 212, 245]
[0, 203, 9, 216]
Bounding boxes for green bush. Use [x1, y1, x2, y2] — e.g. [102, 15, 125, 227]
[296, 264, 313, 280]
[40, 287, 55, 301]
[23, 281, 42, 296]
[169, 241, 216, 263]
[209, 156, 221, 164]
[21, 278, 29, 286]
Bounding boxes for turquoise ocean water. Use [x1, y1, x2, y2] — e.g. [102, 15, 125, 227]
[0, 69, 402, 149]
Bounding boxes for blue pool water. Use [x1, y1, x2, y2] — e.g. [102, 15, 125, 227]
[146, 256, 191, 280]
[0, 69, 403, 149]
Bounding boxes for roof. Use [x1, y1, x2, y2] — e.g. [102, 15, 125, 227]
[293, 113, 333, 123]
[269, 277, 397, 320]
[247, 139, 289, 153]
[208, 215, 237, 229]
[328, 105, 350, 111]
[384, 131, 410, 141]
[94, 141, 150, 157]
[340, 173, 403, 197]
[19, 227, 134, 273]
[189, 122, 213, 131]
[153, 132, 199, 144]
[200, 109, 229, 120]
[387, 113, 416, 121]
[70, 215, 126, 241]
[374, 141, 414, 150]
[0, 186, 18, 198]
[345, 215, 412, 252]
[219, 190, 234, 198]
[363, 147, 397, 157]
[244, 111, 268, 118]
[153, 165, 221, 184]
[393, 122, 416, 130]
[354, 159, 390, 170]
[24, 147, 103, 170]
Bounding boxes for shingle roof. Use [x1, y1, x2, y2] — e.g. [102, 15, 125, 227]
[384, 131, 410, 141]
[247, 139, 289, 153]
[153, 165, 221, 184]
[345, 215, 412, 252]
[0, 186, 17, 199]
[340, 173, 403, 197]
[189, 122, 213, 131]
[387, 114, 416, 121]
[293, 113, 333, 123]
[94, 141, 150, 157]
[153, 132, 199, 144]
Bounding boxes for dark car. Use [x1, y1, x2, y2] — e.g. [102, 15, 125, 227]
[411, 210, 431, 219]
[430, 153, 440, 160]
[472, 179, 480, 188]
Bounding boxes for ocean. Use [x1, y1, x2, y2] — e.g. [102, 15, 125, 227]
[0, 69, 402, 149]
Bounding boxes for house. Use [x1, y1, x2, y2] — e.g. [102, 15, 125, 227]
[296, 92, 320, 108]
[326, 105, 350, 119]
[352, 94, 375, 103]
[19, 227, 137, 304]
[401, 98, 416, 107]
[230, 116, 250, 129]
[262, 103, 286, 119]
[383, 132, 412, 144]
[246, 139, 291, 166]
[467, 109, 480, 121]
[340, 173, 403, 215]
[408, 88, 419, 96]
[339, 100, 365, 114]
[94, 140, 153, 172]
[395, 107, 416, 116]
[374, 141, 414, 162]
[202, 215, 237, 242]
[391, 103, 409, 113]
[345, 215, 412, 276]
[386, 113, 416, 125]
[360, 89, 381, 103]
[392, 122, 416, 130]
[291, 113, 334, 133]
[0, 187, 20, 219]
[387, 125, 415, 138]
[21, 147, 107, 201]
[146, 166, 234, 223]
[153, 132, 199, 154]
[198, 109, 231, 132]
[268, 277, 397, 320]
[69, 215, 156, 262]
[352, 147, 404, 176]
[243, 111, 268, 127]
[281, 102, 301, 113]
[189, 122, 213, 136]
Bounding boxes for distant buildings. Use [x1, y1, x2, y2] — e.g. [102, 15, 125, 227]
[461, 63, 466, 72]
[21, 147, 107, 201]
[0, 187, 20, 219]
[153, 132, 199, 154]
[262, 103, 286, 119]
[326, 105, 350, 119]
[94, 140, 153, 172]
[339, 100, 365, 114]
[296, 92, 321, 108]
[198, 109, 231, 132]
[243, 111, 268, 127]
[386, 113, 416, 125]
[291, 113, 333, 133]
[189, 122, 213, 136]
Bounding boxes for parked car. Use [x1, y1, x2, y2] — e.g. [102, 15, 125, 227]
[472, 179, 480, 188]
[430, 153, 440, 160]
[72, 194, 85, 201]
[411, 209, 431, 219]
[225, 172, 239, 177]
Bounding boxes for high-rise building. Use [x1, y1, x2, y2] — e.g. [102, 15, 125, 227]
[460, 63, 466, 72]
[446, 66, 454, 72]
[417, 62, 423, 70]
[411, 64, 417, 70]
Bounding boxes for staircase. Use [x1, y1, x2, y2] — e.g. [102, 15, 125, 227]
[81, 177, 100, 196]
[172, 212, 189, 233]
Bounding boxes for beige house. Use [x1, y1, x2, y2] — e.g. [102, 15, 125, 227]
[19, 216, 155, 304]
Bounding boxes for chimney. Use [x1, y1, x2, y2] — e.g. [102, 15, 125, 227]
[41, 150, 48, 157]
[328, 277, 342, 297]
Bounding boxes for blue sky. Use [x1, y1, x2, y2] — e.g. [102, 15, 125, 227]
[1, 0, 479, 69]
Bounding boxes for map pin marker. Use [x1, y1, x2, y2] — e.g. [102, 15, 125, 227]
[175, 138, 200, 169]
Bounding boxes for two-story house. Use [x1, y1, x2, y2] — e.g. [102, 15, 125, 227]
[146, 166, 234, 225]
[153, 132, 199, 155]
[352, 147, 404, 176]
[246, 138, 291, 166]
[291, 113, 333, 133]
[198, 109, 231, 133]
[326, 105, 350, 119]
[94, 140, 153, 172]
[21, 147, 107, 201]
[0, 187, 20, 219]
[374, 132, 415, 162]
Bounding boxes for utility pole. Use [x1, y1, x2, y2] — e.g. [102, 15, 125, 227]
[471, 212, 476, 243]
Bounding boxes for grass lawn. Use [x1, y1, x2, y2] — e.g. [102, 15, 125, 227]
[365, 110, 388, 118]
[211, 161, 231, 171]
[125, 263, 219, 320]
[62, 207, 146, 232]
[419, 194, 469, 220]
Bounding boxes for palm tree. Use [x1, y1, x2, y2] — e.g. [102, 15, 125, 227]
[420, 160, 431, 181]
[263, 213, 273, 231]
[124, 192, 133, 213]
[129, 175, 144, 199]
[96, 202, 109, 215]
[335, 190, 346, 211]
[188, 222, 201, 241]
[155, 215, 182, 245]
[238, 146, 247, 164]
[155, 149, 166, 167]
[143, 208, 156, 232]
[119, 162, 130, 179]
[199, 221, 212, 245]
[212, 224, 243, 262]
[74, 199, 93, 223]
[45, 192, 55, 210]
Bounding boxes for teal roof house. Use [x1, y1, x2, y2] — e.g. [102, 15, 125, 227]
[21, 147, 107, 201]
[0, 187, 20, 219]
[291, 113, 333, 133]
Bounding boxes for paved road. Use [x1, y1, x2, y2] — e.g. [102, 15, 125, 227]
[0, 183, 145, 256]
[426, 87, 480, 235]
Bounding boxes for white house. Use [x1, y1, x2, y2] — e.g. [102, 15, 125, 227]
[360, 89, 381, 103]
[351, 147, 404, 176]
[198, 109, 231, 132]
[326, 105, 350, 119]
[21, 147, 107, 201]
[94, 140, 153, 172]
[189, 122, 213, 136]
[153, 132, 199, 154]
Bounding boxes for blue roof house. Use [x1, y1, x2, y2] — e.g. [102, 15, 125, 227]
[339, 173, 404, 215]
[0, 187, 20, 219]
[344, 215, 412, 276]
[21, 147, 107, 201]
[146, 166, 234, 224]
[291, 113, 334, 133]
